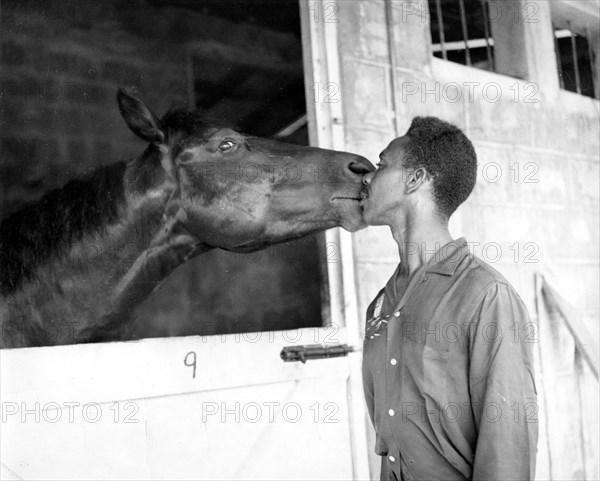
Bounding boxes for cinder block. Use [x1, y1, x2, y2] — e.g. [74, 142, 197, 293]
[344, 126, 394, 164]
[92, 141, 113, 165]
[579, 366, 600, 480]
[1, 75, 39, 98]
[468, 93, 532, 146]
[33, 137, 60, 162]
[470, 143, 516, 204]
[543, 264, 600, 311]
[2, 136, 37, 162]
[449, 199, 476, 241]
[1, 40, 27, 66]
[0, 101, 28, 134]
[583, 209, 600, 255]
[389, 1, 431, 72]
[536, 209, 599, 260]
[569, 159, 599, 207]
[102, 60, 143, 86]
[470, 204, 546, 277]
[56, 109, 84, 134]
[514, 150, 570, 206]
[568, 113, 600, 158]
[1, 136, 59, 191]
[43, 50, 101, 79]
[392, 70, 467, 134]
[68, 139, 89, 166]
[342, 61, 392, 130]
[339, 0, 389, 64]
[63, 81, 107, 105]
[517, 266, 536, 314]
[530, 106, 600, 158]
[353, 226, 398, 263]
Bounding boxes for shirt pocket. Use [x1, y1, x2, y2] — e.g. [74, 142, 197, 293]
[420, 322, 452, 403]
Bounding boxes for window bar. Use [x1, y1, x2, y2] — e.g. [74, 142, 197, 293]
[458, 0, 471, 66]
[586, 26, 595, 97]
[480, 0, 494, 71]
[553, 26, 565, 89]
[586, 27, 594, 66]
[435, 0, 447, 60]
[568, 21, 582, 94]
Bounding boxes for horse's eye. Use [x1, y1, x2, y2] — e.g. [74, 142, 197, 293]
[218, 140, 236, 152]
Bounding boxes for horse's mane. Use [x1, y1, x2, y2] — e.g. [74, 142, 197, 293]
[0, 161, 127, 295]
[0, 106, 237, 295]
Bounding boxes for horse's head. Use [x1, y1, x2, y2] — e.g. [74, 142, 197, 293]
[118, 90, 374, 251]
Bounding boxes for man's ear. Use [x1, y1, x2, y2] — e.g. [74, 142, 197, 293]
[117, 88, 165, 144]
[405, 167, 428, 194]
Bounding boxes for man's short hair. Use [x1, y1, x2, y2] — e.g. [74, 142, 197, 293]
[403, 116, 477, 219]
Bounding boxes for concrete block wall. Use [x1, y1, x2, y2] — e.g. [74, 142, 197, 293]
[0, 1, 187, 216]
[334, 1, 599, 478]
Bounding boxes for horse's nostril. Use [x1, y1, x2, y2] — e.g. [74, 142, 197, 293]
[348, 157, 375, 175]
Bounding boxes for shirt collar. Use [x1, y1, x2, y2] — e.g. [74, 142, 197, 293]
[383, 237, 470, 302]
[424, 237, 470, 276]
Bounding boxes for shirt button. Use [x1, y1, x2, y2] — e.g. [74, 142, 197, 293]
[390, 358, 397, 365]
[393, 311, 400, 317]
[388, 409, 395, 416]
[388, 455, 396, 462]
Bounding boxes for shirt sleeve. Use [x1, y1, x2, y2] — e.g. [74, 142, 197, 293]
[468, 282, 538, 481]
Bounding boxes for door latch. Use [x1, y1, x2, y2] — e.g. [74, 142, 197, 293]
[280, 343, 355, 364]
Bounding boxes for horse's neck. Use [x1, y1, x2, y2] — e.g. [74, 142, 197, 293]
[83, 191, 209, 342]
[2, 159, 206, 347]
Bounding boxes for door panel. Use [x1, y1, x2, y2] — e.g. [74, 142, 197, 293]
[1, 329, 358, 479]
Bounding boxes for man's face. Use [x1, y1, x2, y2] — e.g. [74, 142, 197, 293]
[360, 136, 413, 226]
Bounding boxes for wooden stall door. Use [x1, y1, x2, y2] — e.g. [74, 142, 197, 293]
[1, 329, 367, 480]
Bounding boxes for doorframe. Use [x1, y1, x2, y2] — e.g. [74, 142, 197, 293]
[299, 1, 371, 477]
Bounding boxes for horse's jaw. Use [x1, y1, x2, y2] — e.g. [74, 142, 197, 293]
[226, 221, 338, 253]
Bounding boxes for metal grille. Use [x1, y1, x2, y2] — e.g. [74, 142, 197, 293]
[429, 0, 495, 72]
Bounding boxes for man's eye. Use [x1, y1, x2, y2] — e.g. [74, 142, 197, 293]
[218, 140, 236, 152]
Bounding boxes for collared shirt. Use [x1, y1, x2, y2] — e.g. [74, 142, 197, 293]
[362, 238, 538, 481]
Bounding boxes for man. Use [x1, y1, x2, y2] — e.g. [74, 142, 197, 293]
[360, 117, 538, 480]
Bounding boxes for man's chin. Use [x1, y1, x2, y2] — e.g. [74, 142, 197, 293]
[340, 216, 368, 232]
[359, 205, 376, 227]
[361, 212, 387, 228]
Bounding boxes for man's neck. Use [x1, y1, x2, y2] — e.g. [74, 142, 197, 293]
[390, 213, 453, 278]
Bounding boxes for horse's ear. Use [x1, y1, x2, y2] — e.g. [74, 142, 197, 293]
[117, 88, 165, 144]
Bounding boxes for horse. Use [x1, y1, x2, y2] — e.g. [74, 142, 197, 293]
[0, 89, 374, 349]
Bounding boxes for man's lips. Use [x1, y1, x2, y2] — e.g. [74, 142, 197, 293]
[358, 189, 370, 209]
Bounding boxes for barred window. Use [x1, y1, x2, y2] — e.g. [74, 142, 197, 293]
[429, 0, 496, 72]
[553, 26, 597, 98]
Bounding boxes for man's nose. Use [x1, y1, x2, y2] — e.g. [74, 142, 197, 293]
[362, 171, 374, 186]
